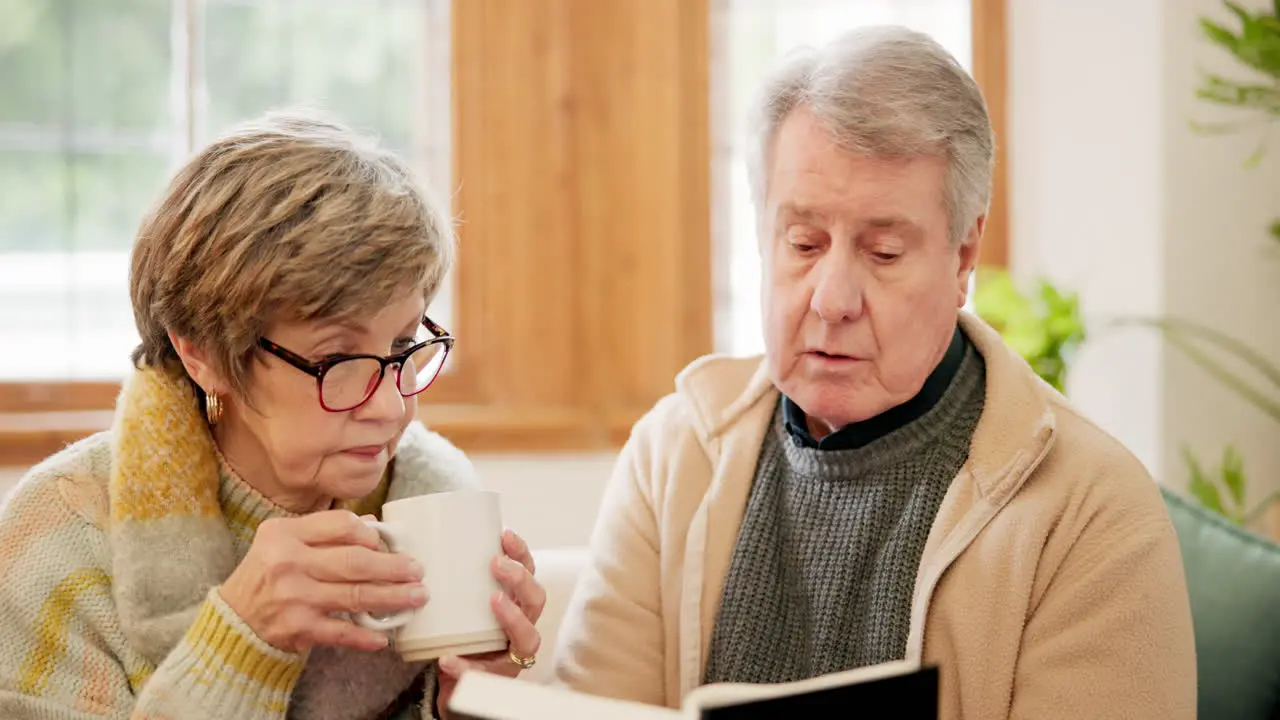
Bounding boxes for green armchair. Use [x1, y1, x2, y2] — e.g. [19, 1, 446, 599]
[1162, 486, 1280, 719]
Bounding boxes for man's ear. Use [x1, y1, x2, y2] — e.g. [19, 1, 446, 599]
[168, 332, 224, 394]
[957, 215, 985, 307]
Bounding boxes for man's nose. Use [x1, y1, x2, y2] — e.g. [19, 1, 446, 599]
[809, 250, 864, 323]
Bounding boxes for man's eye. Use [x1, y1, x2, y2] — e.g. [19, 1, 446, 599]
[868, 244, 902, 263]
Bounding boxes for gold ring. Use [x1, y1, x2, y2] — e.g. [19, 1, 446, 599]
[508, 649, 536, 670]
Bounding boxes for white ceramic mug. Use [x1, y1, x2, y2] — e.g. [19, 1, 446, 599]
[352, 490, 508, 662]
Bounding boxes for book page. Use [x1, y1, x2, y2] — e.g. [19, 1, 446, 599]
[448, 672, 681, 720]
[682, 658, 921, 711]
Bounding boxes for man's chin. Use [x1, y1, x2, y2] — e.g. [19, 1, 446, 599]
[792, 389, 895, 428]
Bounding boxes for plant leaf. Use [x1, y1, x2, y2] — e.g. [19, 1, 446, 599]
[1207, 3, 1280, 78]
[1222, 445, 1247, 508]
[974, 269, 1084, 392]
[1114, 316, 1280, 424]
[1164, 331, 1280, 423]
[1243, 489, 1280, 526]
[1269, 217, 1280, 239]
[1184, 446, 1227, 516]
[1223, 0, 1252, 28]
[1116, 316, 1280, 392]
[1201, 18, 1239, 51]
[1189, 115, 1280, 135]
[1195, 73, 1280, 109]
[1244, 140, 1268, 167]
[973, 268, 1027, 331]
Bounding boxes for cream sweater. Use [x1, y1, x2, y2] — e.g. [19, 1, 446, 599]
[553, 312, 1197, 719]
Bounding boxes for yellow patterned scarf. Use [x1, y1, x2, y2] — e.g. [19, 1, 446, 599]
[106, 367, 474, 671]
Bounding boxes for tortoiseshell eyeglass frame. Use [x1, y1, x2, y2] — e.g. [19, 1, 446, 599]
[257, 315, 454, 412]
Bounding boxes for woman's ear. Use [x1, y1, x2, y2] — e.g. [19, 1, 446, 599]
[168, 332, 224, 394]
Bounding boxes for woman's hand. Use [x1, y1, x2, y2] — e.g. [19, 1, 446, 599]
[219, 510, 428, 654]
[435, 529, 546, 718]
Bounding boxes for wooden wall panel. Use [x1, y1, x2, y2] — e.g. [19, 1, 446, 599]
[972, 0, 1009, 268]
[421, 0, 712, 450]
[570, 0, 712, 416]
[442, 0, 581, 411]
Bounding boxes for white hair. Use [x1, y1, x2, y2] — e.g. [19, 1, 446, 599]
[748, 25, 995, 244]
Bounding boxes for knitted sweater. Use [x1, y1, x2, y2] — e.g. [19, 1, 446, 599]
[0, 368, 478, 719]
[703, 343, 985, 684]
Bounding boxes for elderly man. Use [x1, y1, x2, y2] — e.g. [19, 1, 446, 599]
[553, 25, 1196, 719]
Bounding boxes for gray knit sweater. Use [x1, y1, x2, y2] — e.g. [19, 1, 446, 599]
[703, 343, 986, 684]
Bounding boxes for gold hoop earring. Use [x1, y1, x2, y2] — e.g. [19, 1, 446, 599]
[205, 393, 224, 426]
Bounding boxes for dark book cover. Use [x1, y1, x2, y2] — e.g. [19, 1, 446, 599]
[697, 666, 938, 719]
[447, 661, 938, 720]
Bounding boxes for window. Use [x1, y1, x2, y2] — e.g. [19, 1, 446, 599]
[710, 0, 1005, 356]
[2, 0, 715, 462]
[2, 0, 1005, 464]
[0, 0, 451, 381]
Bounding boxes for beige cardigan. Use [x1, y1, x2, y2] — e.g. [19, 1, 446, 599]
[553, 313, 1196, 719]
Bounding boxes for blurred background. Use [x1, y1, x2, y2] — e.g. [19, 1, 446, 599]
[1, 0, 1277, 551]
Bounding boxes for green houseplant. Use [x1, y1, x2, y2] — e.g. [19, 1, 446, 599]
[1183, 444, 1280, 527]
[1144, 0, 1280, 532]
[1195, 1, 1280, 246]
[972, 267, 1085, 393]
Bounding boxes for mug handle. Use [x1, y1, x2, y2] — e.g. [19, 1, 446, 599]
[350, 520, 416, 632]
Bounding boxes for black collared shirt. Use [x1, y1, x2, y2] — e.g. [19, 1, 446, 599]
[782, 325, 969, 450]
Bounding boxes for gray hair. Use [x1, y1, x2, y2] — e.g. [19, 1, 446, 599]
[747, 26, 994, 244]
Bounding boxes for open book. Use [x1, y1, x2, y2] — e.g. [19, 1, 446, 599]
[448, 659, 938, 719]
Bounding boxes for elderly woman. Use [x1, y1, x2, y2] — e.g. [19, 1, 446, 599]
[554, 26, 1197, 719]
[0, 113, 544, 719]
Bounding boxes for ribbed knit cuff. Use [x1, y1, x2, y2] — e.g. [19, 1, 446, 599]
[147, 589, 306, 718]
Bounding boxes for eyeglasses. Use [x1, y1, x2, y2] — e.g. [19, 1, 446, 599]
[258, 316, 454, 412]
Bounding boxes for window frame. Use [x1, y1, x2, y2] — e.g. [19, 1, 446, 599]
[972, 0, 1009, 269]
[0, 0, 1008, 465]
